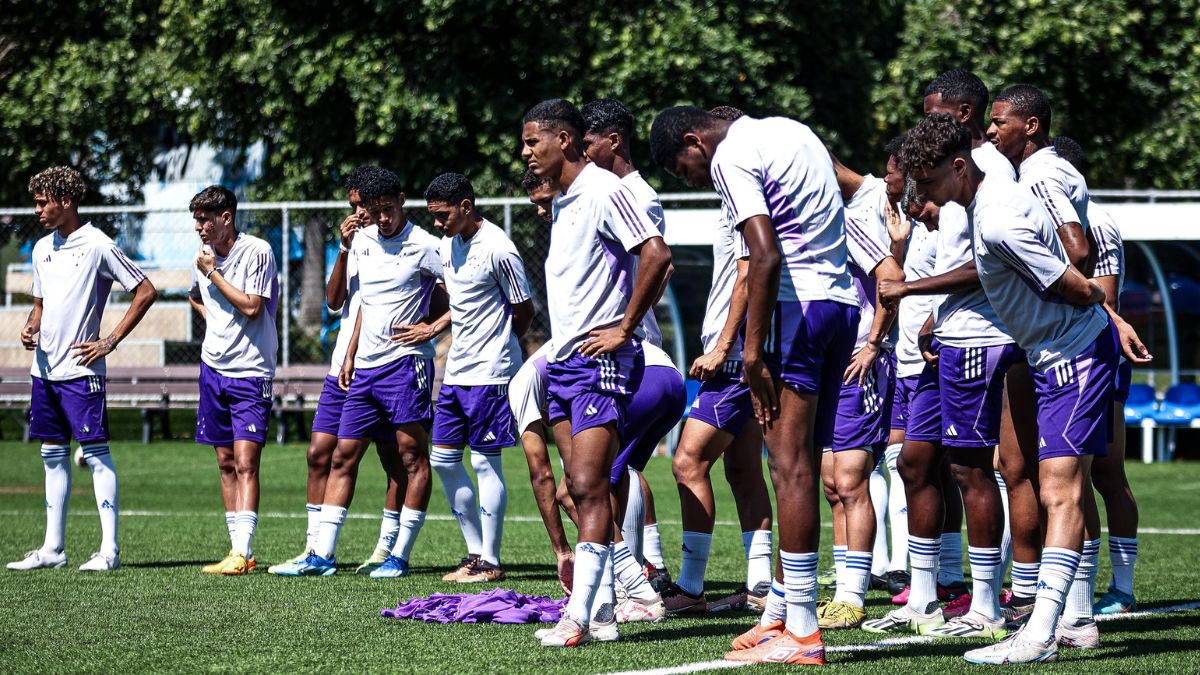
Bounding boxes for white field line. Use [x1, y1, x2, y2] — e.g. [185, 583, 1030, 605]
[601, 601, 1200, 675]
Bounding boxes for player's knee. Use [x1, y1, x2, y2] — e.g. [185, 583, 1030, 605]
[672, 453, 708, 485]
[896, 454, 925, 488]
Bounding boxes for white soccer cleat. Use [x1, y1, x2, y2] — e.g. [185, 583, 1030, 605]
[862, 601, 945, 634]
[537, 613, 592, 648]
[963, 627, 1058, 665]
[926, 610, 1008, 639]
[1056, 618, 1101, 650]
[615, 592, 665, 623]
[7, 549, 67, 571]
[78, 552, 120, 572]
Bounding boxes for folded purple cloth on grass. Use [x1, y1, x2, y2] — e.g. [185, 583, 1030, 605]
[381, 588, 568, 624]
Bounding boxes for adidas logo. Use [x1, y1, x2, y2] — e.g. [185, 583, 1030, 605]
[1036, 580, 1050, 591]
[80, 425, 90, 434]
[479, 507, 492, 517]
[247, 424, 257, 433]
[682, 544, 692, 554]
[585, 404, 598, 416]
[579, 542, 604, 556]
[945, 424, 958, 437]
[482, 431, 496, 443]
[691, 399, 700, 409]
[100, 499, 114, 510]
[1039, 437, 1047, 448]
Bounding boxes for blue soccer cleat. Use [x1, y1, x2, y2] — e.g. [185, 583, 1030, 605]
[369, 555, 410, 579]
[1095, 587, 1137, 615]
[270, 552, 337, 577]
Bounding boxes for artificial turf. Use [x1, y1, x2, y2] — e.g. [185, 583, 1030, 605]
[1, 440, 1198, 673]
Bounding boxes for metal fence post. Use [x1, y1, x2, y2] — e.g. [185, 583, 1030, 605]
[281, 207, 291, 368]
[504, 203, 512, 237]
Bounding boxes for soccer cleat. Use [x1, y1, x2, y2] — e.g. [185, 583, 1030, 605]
[817, 565, 838, 587]
[730, 619, 784, 650]
[269, 552, 335, 577]
[441, 555, 480, 582]
[202, 551, 235, 574]
[538, 613, 592, 648]
[1001, 594, 1036, 627]
[939, 581, 969, 601]
[355, 547, 391, 575]
[746, 581, 770, 612]
[268, 550, 311, 574]
[862, 601, 945, 634]
[589, 604, 620, 642]
[6, 549, 67, 571]
[368, 555, 410, 578]
[459, 560, 505, 584]
[818, 600, 867, 629]
[1056, 618, 1101, 650]
[927, 611, 1008, 639]
[1095, 587, 1136, 615]
[891, 584, 910, 605]
[645, 564, 672, 594]
[78, 552, 120, 572]
[219, 553, 253, 576]
[883, 569, 911, 595]
[615, 592, 665, 623]
[963, 627, 1058, 665]
[706, 586, 748, 613]
[870, 573, 891, 591]
[660, 583, 706, 614]
[724, 629, 826, 665]
[942, 592, 973, 619]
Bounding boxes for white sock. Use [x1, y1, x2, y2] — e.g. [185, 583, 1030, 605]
[314, 505, 348, 560]
[621, 468, 646, 564]
[832, 544, 847, 597]
[834, 550, 871, 607]
[677, 531, 712, 596]
[390, 507, 425, 562]
[376, 509, 401, 553]
[643, 522, 665, 570]
[1012, 561, 1040, 599]
[968, 546, 1003, 620]
[470, 451, 507, 565]
[225, 511, 236, 548]
[81, 445, 119, 557]
[885, 444, 908, 571]
[938, 531, 964, 585]
[431, 448, 482, 556]
[232, 511, 257, 557]
[40, 444, 71, 554]
[781, 551, 819, 637]
[908, 536, 940, 611]
[761, 578, 787, 626]
[994, 470, 1012, 581]
[1063, 538, 1100, 625]
[305, 503, 321, 552]
[612, 541, 656, 600]
[565, 541, 610, 624]
[743, 530, 773, 590]
[591, 548, 616, 623]
[869, 455, 890, 576]
[1024, 547, 1081, 644]
[1108, 536, 1138, 595]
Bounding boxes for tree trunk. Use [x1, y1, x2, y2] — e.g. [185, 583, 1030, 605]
[297, 219, 326, 333]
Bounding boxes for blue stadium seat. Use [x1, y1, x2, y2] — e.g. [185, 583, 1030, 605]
[1123, 384, 1158, 424]
[681, 379, 703, 418]
[1152, 383, 1200, 425]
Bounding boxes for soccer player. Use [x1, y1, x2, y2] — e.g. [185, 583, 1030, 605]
[269, 167, 404, 576]
[662, 104, 775, 616]
[7, 166, 155, 573]
[900, 113, 1117, 664]
[426, 172, 534, 583]
[190, 185, 278, 576]
[278, 168, 443, 577]
[1053, 136, 1141, 616]
[521, 98, 671, 647]
[651, 107, 859, 665]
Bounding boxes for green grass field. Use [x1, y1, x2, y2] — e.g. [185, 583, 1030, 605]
[1, 440, 1199, 673]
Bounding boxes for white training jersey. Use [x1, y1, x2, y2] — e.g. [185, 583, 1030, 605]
[971, 175, 1109, 370]
[327, 267, 361, 378]
[31, 223, 147, 381]
[440, 220, 532, 385]
[509, 341, 552, 434]
[843, 176, 896, 352]
[643, 340, 681, 373]
[546, 162, 660, 362]
[974, 140, 1018, 182]
[700, 215, 749, 362]
[193, 232, 278, 378]
[620, 171, 666, 348]
[895, 222, 940, 378]
[1019, 146, 1090, 234]
[350, 222, 442, 368]
[1089, 200, 1124, 298]
[710, 116, 857, 306]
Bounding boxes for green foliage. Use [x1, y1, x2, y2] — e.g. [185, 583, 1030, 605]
[1, 0, 1196, 205]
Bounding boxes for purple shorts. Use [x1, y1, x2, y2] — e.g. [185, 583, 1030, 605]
[311, 376, 392, 441]
[764, 300, 859, 448]
[904, 358, 943, 444]
[1114, 359, 1132, 404]
[29, 375, 109, 444]
[611, 365, 687, 484]
[546, 340, 645, 436]
[832, 350, 895, 452]
[338, 356, 433, 439]
[889, 374, 921, 432]
[937, 342, 1024, 448]
[196, 363, 273, 446]
[1033, 322, 1119, 460]
[688, 361, 753, 436]
[432, 383, 517, 452]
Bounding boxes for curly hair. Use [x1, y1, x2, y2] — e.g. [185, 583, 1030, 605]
[524, 99, 585, 141]
[996, 84, 1052, 134]
[897, 113, 972, 174]
[28, 166, 87, 204]
[649, 106, 717, 169]
[582, 98, 635, 141]
[424, 172, 474, 205]
[189, 185, 237, 214]
[356, 167, 404, 203]
[884, 134, 906, 159]
[521, 168, 552, 194]
[343, 165, 378, 193]
[1051, 136, 1087, 174]
[708, 105, 745, 121]
[924, 69, 990, 114]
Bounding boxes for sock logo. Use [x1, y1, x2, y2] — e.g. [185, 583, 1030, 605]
[479, 507, 492, 517]
[579, 542, 604, 557]
[681, 543, 692, 554]
[100, 499, 114, 510]
[1036, 580, 1051, 591]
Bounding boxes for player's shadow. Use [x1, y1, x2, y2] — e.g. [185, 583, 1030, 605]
[1099, 612, 1200, 632]
[618, 620, 754, 643]
[122, 560, 216, 568]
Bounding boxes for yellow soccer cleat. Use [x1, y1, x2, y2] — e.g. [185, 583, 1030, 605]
[818, 600, 867, 629]
[202, 551, 235, 574]
[355, 547, 391, 575]
[220, 553, 252, 576]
